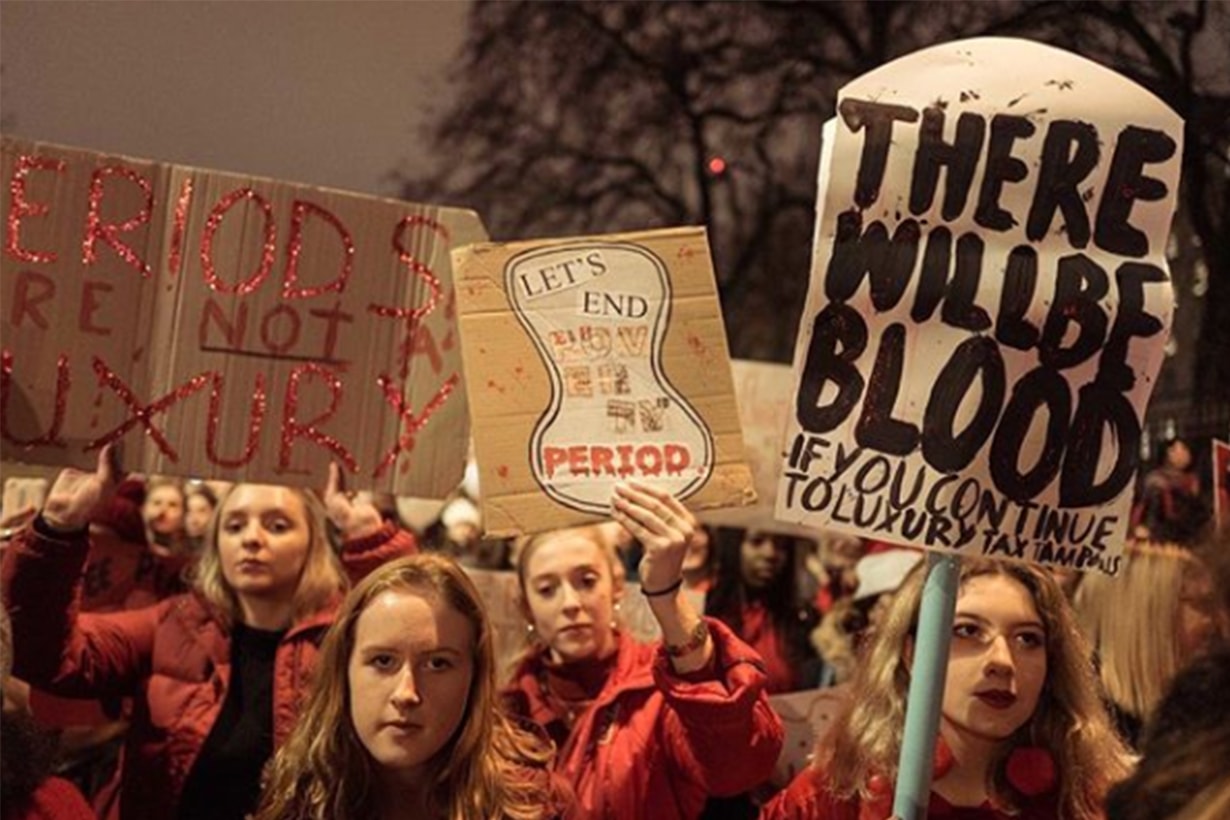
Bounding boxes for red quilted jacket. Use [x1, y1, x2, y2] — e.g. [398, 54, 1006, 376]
[503, 619, 784, 820]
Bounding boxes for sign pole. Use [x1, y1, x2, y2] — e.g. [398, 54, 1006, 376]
[892, 551, 960, 820]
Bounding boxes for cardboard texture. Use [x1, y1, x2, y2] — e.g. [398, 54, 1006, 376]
[452, 227, 755, 536]
[777, 38, 1182, 575]
[700, 359, 819, 537]
[1, 137, 485, 496]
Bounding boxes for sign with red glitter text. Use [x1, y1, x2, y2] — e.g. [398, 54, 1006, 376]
[1, 137, 486, 496]
[777, 38, 1182, 576]
[452, 227, 755, 536]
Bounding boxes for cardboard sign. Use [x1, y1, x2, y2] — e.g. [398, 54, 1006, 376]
[452, 228, 755, 535]
[701, 359, 810, 533]
[776, 38, 1182, 575]
[1, 137, 485, 496]
[1214, 439, 1230, 531]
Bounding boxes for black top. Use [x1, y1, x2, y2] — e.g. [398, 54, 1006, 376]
[178, 623, 285, 820]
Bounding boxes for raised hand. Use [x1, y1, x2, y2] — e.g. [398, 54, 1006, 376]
[610, 481, 696, 596]
[322, 462, 383, 541]
[42, 444, 123, 532]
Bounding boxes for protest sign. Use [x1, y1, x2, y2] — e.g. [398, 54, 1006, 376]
[1, 137, 485, 496]
[452, 227, 755, 535]
[776, 38, 1182, 575]
[701, 359, 816, 535]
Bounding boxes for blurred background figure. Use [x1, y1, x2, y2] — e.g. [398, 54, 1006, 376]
[706, 527, 825, 693]
[812, 547, 922, 687]
[1074, 541, 1228, 748]
[681, 523, 716, 595]
[140, 477, 186, 557]
[804, 531, 865, 616]
[181, 483, 218, 556]
[1136, 435, 1210, 544]
[1104, 528, 1230, 819]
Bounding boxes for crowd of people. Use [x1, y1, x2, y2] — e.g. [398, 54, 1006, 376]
[0, 432, 1228, 820]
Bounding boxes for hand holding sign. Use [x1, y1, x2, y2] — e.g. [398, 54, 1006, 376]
[611, 481, 696, 595]
[42, 443, 123, 532]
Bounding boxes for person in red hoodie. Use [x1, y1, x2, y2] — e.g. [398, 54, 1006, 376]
[1, 448, 416, 820]
[504, 481, 783, 820]
[761, 558, 1131, 820]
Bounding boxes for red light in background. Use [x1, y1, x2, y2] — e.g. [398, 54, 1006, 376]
[707, 156, 728, 176]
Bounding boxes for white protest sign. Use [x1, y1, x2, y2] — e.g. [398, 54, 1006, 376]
[777, 38, 1181, 575]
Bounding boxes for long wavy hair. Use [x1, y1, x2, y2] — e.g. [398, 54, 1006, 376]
[254, 554, 564, 820]
[1074, 542, 1217, 725]
[191, 483, 345, 626]
[821, 557, 1130, 820]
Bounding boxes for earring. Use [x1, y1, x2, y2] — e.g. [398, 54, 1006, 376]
[1004, 746, 1057, 796]
[611, 601, 622, 630]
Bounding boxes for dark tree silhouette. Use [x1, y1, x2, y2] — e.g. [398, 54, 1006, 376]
[402, 0, 1230, 411]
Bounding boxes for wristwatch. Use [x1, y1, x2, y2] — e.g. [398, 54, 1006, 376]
[664, 618, 710, 658]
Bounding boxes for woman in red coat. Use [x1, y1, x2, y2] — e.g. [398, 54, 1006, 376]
[1, 449, 415, 820]
[504, 481, 783, 820]
[761, 558, 1131, 820]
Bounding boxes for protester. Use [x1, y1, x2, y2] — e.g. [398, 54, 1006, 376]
[504, 482, 783, 820]
[813, 548, 922, 687]
[706, 527, 825, 693]
[182, 483, 218, 555]
[140, 477, 186, 556]
[256, 554, 566, 819]
[1104, 529, 1230, 820]
[1074, 541, 1226, 747]
[763, 558, 1131, 820]
[1137, 435, 1210, 544]
[1, 450, 416, 820]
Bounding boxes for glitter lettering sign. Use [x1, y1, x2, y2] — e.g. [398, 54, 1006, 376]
[1, 137, 486, 495]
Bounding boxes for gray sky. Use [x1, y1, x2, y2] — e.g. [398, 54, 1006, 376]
[0, 0, 470, 198]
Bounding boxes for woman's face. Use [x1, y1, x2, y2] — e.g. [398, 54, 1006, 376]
[1166, 440, 1192, 470]
[185, 493, 215, 538]
[348, 589, 475, 785]
[143, 485, 185, 536]
[522, 532, 619, 664]
[217, 485, 312, 604]
[940, 574, 1048, 747]
[740, 531, 786, 589]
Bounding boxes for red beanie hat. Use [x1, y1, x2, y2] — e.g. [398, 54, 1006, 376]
[90, 479, 148, 545]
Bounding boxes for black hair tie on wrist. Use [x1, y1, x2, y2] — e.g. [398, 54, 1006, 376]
[641, 577, 683, 597]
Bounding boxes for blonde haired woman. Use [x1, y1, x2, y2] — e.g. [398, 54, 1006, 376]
[257, 554, 567, 820]
[1074, 541, 1226, 747]
[1, 450, 415, 819]
[764, 558, 1131, 820]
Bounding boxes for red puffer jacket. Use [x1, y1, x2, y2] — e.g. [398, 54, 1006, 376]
[503, 618, 784, 820]
[2, 519, 415, 820]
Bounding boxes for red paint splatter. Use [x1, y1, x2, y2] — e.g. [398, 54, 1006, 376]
[496, 465, 509, 479]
